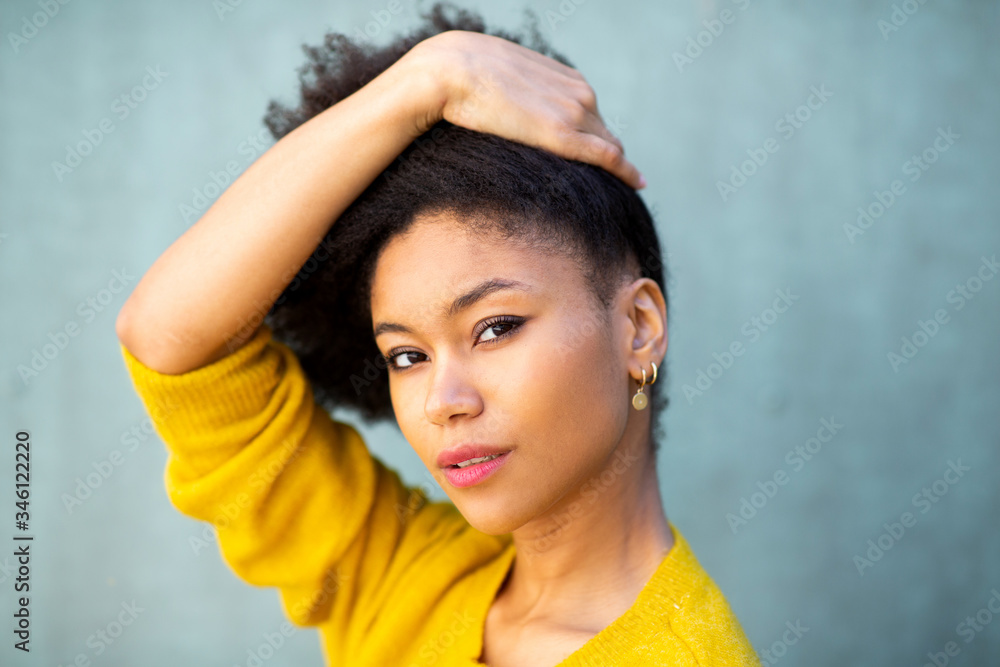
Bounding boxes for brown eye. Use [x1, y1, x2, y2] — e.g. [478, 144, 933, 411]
[475, 315, 525, 346]
[386, 315, 526, 373]
[386, 350, 426, 371]
[478, 321, 515, 342]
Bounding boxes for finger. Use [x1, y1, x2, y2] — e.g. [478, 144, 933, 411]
[579, 107, 625, 158]
[501, 37, 587, 81]
[579, 110, 644, 188]
[571, 131, 644, 190]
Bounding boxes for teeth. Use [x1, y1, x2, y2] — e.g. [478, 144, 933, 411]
[455, 454, 500, 468]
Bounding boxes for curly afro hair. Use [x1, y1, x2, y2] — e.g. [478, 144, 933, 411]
[261, 2, 670, 453]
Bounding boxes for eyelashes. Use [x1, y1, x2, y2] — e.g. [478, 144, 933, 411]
[383, 315, 527, 373]
[474, 314, 523, 343]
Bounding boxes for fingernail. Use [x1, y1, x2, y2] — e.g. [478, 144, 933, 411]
[638, 174, 647, 188]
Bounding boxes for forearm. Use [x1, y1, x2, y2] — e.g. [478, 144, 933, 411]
[116, 48, 445, 374]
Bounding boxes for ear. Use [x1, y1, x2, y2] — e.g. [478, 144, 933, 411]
[622, 278, 667, 382]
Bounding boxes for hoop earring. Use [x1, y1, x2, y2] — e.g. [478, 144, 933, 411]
[632, 361, 658, 411]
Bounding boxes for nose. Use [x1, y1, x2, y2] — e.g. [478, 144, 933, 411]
[424, 354, 484, 425]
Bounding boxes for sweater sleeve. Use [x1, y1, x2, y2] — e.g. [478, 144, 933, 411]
[117, 323, 444, 631]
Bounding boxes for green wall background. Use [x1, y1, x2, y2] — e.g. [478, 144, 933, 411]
[1, 0, 998, 665]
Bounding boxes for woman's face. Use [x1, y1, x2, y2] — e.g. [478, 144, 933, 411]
[369, 210, 659, 535]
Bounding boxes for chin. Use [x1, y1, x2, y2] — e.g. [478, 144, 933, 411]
[449, 493, 531, 536]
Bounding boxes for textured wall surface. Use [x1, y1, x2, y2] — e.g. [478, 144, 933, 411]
[1, 1, 997, 665]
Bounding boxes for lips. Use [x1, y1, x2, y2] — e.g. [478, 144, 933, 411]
[442, 451, 511, 488]
[436, 443, 512, 469]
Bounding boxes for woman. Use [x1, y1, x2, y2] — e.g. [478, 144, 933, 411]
[116, 3, 759, 665]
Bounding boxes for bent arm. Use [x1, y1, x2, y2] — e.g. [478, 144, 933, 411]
[115, 45, 446, 374]
[118, 322, 456, 629]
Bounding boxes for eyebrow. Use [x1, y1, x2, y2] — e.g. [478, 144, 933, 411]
[373, 278, 532, 339]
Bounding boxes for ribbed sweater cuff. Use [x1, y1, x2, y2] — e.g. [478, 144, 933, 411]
[118, 323, 278, 428]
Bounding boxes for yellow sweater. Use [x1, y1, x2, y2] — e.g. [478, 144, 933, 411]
[119, 323, 761, 666]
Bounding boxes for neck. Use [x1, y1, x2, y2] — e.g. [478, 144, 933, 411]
[498, 423, 674, 629]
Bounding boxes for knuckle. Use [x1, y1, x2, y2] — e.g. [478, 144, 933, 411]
[599, 141, 625, 167]
[545, 119, 574, 150]
[577, 82, 597, 109]
[562, 99, 588, 126]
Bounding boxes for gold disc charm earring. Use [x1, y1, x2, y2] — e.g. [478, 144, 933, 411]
[632, 361, 658, 411]
[632, 367, 649, 410]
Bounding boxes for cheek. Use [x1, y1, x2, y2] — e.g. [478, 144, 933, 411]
[563, 332, 626, 433]
[388, 381, 426, 453]
[502, 321, 625, 464]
